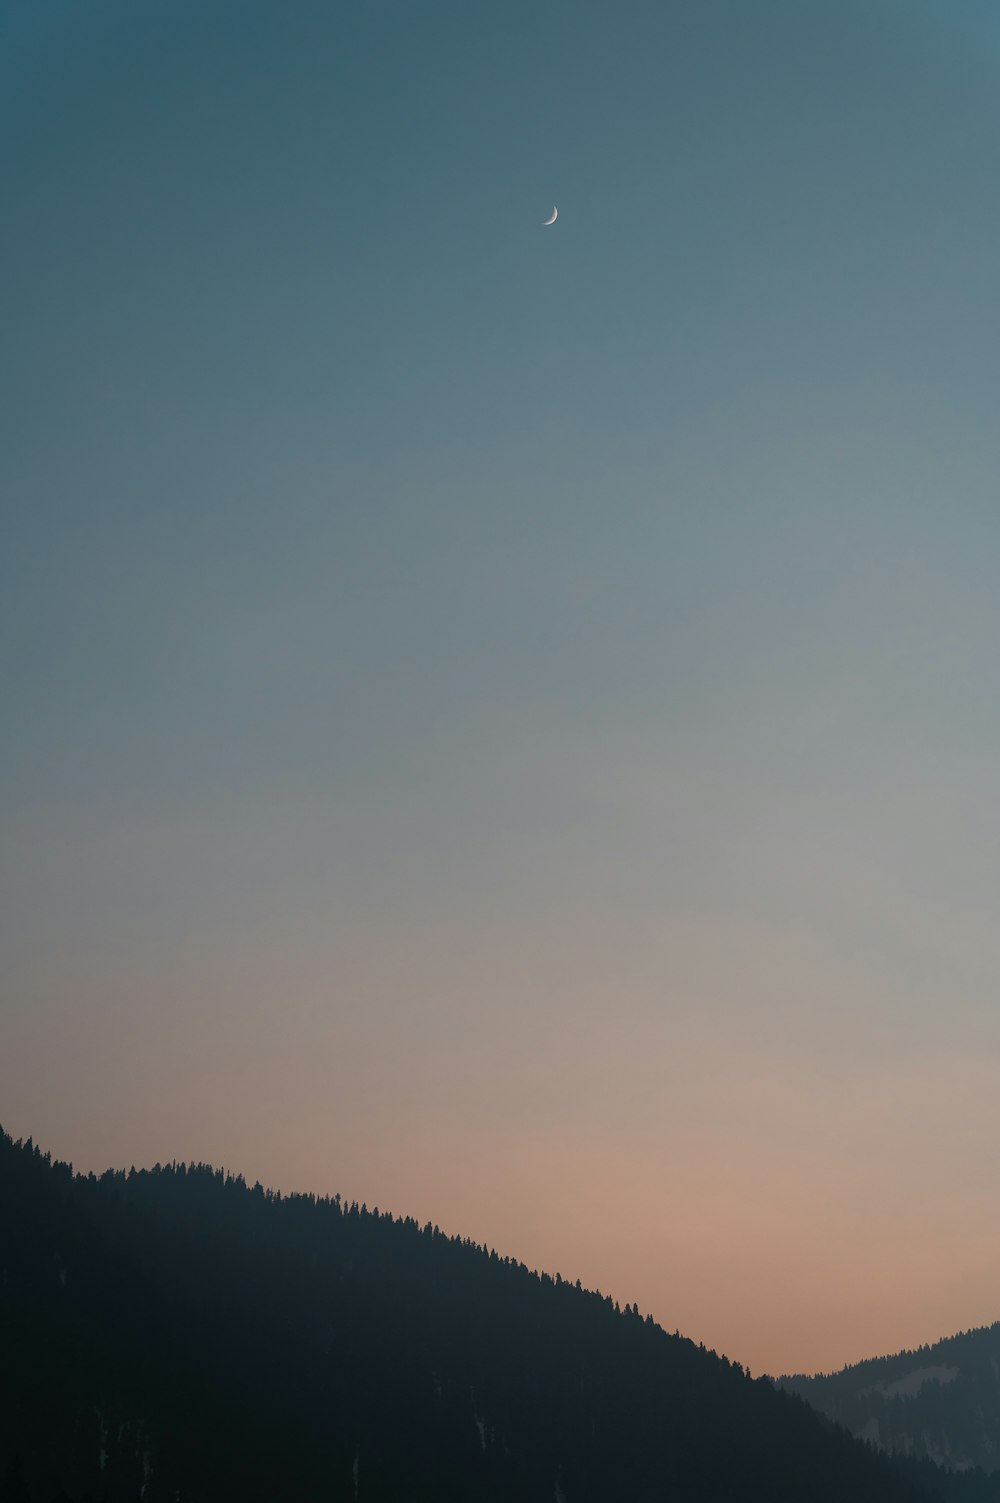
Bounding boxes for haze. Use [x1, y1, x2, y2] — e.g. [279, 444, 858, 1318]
[4, 0, 1000, 1377]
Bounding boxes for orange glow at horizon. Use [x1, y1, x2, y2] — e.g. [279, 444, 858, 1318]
[8, 903, 1000, 1379]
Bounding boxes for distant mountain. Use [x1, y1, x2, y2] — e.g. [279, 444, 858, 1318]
[0, 1128, 978, 1503]
[782, 1323, 1000, 1477]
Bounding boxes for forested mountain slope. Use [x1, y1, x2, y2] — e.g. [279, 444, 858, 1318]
[0, 1128, 975, 1502]
[783, 1323, 1000, 1475]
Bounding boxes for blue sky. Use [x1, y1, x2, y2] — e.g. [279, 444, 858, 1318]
[5, 0, 1000, 1373]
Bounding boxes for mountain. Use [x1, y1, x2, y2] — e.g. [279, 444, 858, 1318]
[783, 1324, 1000, 1476]
[0, 1128, 974, 1503]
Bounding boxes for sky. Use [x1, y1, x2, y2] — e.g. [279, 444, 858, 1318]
[4, 0, 1000, 1377]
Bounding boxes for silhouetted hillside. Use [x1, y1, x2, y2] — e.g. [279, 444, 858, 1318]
[0, 1128, 971, 1502]
[784, 1324, 1000, 1477]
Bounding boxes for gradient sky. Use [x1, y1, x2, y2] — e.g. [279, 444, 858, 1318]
[5, 0, 1000, 1377]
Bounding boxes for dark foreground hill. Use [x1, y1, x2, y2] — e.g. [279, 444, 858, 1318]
[783, 1323, 1000, 1477]
[0, 1129, 974, 1503]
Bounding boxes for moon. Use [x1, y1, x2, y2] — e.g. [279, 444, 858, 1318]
[544, 206, 558, 226]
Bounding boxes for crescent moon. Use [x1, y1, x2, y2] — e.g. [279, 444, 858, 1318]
[544, 206, 558, 225]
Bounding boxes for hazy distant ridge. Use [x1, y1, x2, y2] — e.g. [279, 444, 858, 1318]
[782, 1324, 1000, 1474]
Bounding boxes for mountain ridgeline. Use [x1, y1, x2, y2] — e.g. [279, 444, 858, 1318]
[783, 1324, 1000, 1476]
[0, 1128, 990, 1503]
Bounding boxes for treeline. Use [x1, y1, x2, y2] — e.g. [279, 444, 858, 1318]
[0, 1128, 968, 1502]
